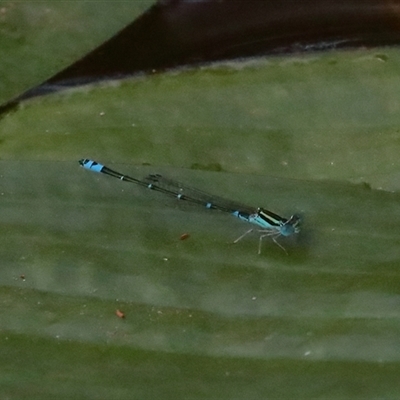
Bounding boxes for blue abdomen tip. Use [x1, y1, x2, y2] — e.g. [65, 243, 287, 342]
[82, 159, 104, 173]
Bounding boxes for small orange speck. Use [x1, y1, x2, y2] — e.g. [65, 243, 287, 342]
[115, 309, 125, 319]
[180, 233, 190, 240]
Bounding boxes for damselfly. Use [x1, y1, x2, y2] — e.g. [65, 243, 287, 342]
[79, 159, 300, 254]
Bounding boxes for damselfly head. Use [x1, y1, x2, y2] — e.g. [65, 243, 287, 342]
[79, 159, 88, 167]
[280, 214, 300, 236]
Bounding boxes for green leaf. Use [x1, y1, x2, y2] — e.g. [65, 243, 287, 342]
[2, 48, 400, 398]
[0, 1, 155, 104]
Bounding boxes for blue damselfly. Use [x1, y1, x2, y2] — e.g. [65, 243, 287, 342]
[79, 159, 300, 254]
